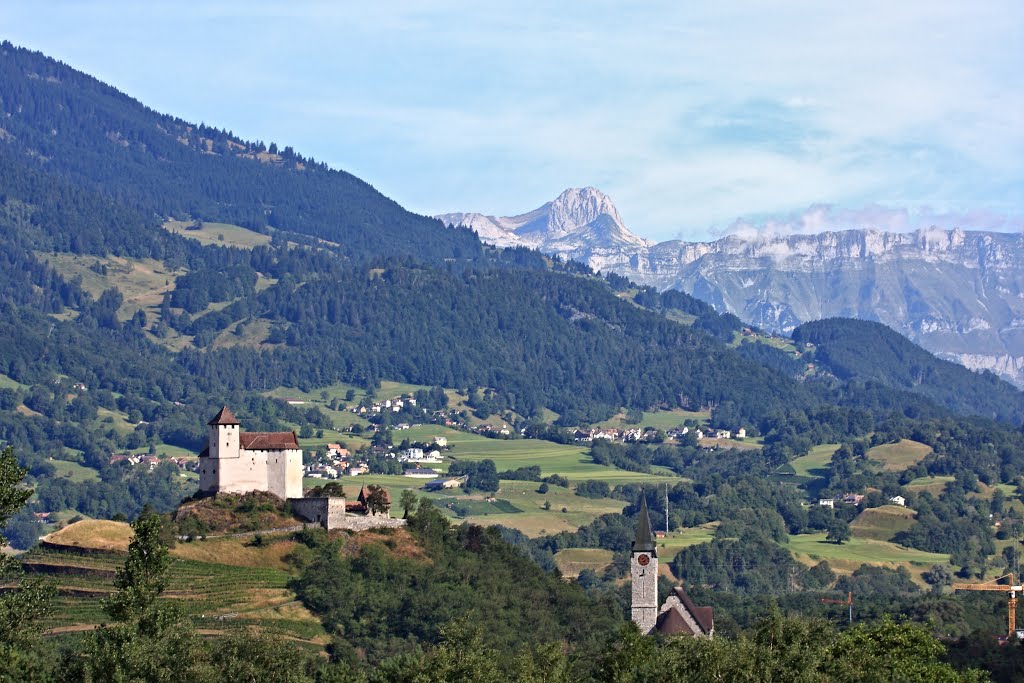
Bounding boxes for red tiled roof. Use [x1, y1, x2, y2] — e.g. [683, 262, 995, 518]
[240, 431, 299, 450]
[208, 406, 240, 426]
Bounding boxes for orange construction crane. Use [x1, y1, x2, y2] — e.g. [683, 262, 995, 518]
[821, 591, 853, 623]
[952, 573, 1023, 638]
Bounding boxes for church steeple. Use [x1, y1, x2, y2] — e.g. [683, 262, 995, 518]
[633, 493, 656, 554]
[630, 492, 659, 633]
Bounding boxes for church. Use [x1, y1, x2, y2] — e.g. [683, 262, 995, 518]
[631, 495, 714, 637]
[198, 406, 303, 500]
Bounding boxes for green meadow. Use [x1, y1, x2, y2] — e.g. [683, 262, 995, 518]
[163, 219, 272, 250]
[0, 372, 27, 390]
[788, 444, 840, 479]
[401, 424, 683, 484]
[787, 532, 949, 585]
[866, 439, 933, 472]
[554, 548, 614, 577]
[595, 408, 710, 431]
[48, 459, 100, 483]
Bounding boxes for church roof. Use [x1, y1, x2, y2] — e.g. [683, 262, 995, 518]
[240, 431, 299, 450]
[633, 494, 656, 553]
[655, 586, 714, 636]
[208, 406, 240, 426]
[655, 606, 695, 636]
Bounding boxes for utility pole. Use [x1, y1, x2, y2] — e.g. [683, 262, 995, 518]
[664, 482, 669, 534]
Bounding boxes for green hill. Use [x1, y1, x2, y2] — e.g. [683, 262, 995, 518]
[849, 505, 918, 542]
[793, 318, 1024, 424]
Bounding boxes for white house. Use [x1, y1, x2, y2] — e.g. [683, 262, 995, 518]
[736, 427, 746, 439]
[400, 447, 425, 462]
[889, 495, 906, 507]
[818, 498, 835, 508]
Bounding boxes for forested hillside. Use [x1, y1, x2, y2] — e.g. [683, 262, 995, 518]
[0, 41, 483, 263]
[793, 318, 1024, 424]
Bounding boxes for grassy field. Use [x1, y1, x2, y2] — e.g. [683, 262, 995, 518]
[0, 372, 27, 390]
[38, 252, 184, 323]
[554, 548, 614, 577]
[97, 406, 138, 435]
[905, 475, 955, 496]
[399, 424, 684, 484]
[164, 219, 272, 250]
[866, 439, 933, 472]
[211, 318, 275, 350]
[656, 524, 719, 556]
[730, 333, 799, 354]
[789, 444, 840, 479]
[787, 532, 948, 585]
[44, 520, 133, 552]
[129, 444, 198, 459]
[700, 437, 762, 451]
[595, 408, 710, 431]
[849, 505, 917, 542]
[48, 459, 100, 483]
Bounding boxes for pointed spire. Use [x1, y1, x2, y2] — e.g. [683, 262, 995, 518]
[633, 494, 655, 553]
[207, 406, 240, 426]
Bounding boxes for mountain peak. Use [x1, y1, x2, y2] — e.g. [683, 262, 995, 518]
[436, 187, 649, 253]
[546, 187, 626, 239]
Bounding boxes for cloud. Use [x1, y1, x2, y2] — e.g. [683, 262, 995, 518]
[718, 204, 1024, 240]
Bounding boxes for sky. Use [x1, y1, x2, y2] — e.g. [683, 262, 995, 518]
[3, 1, 1022, 242]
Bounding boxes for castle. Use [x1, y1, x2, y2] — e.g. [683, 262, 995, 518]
[198, 407, 405, 532]
[631, 495, 714, 637]
[198, 406, 303, 499]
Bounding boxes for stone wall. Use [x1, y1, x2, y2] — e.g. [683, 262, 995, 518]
[334, 516, 406, 532]
[290, 497, 345, 530]
[289, 496, 406, 531]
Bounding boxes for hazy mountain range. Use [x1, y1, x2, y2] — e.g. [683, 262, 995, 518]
[439, 189, 1024, 386]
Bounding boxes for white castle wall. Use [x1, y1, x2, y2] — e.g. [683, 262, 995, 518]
[257, 448, 303, 499]
[200, 422, 299, 498]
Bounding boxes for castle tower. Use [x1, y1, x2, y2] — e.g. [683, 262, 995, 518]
[199, 406, 298, 498]
[631, 494, 658, 633]
[207, 405, 240, 459]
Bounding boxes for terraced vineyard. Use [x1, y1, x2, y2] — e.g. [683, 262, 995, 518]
[22, 535, 326, 644]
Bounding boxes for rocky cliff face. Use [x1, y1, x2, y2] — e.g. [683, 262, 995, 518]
[436, 187, 651, 253]
[439, 191, 1024, 386]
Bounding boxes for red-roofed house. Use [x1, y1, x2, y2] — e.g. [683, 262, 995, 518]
[198, 406, 303, 499]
